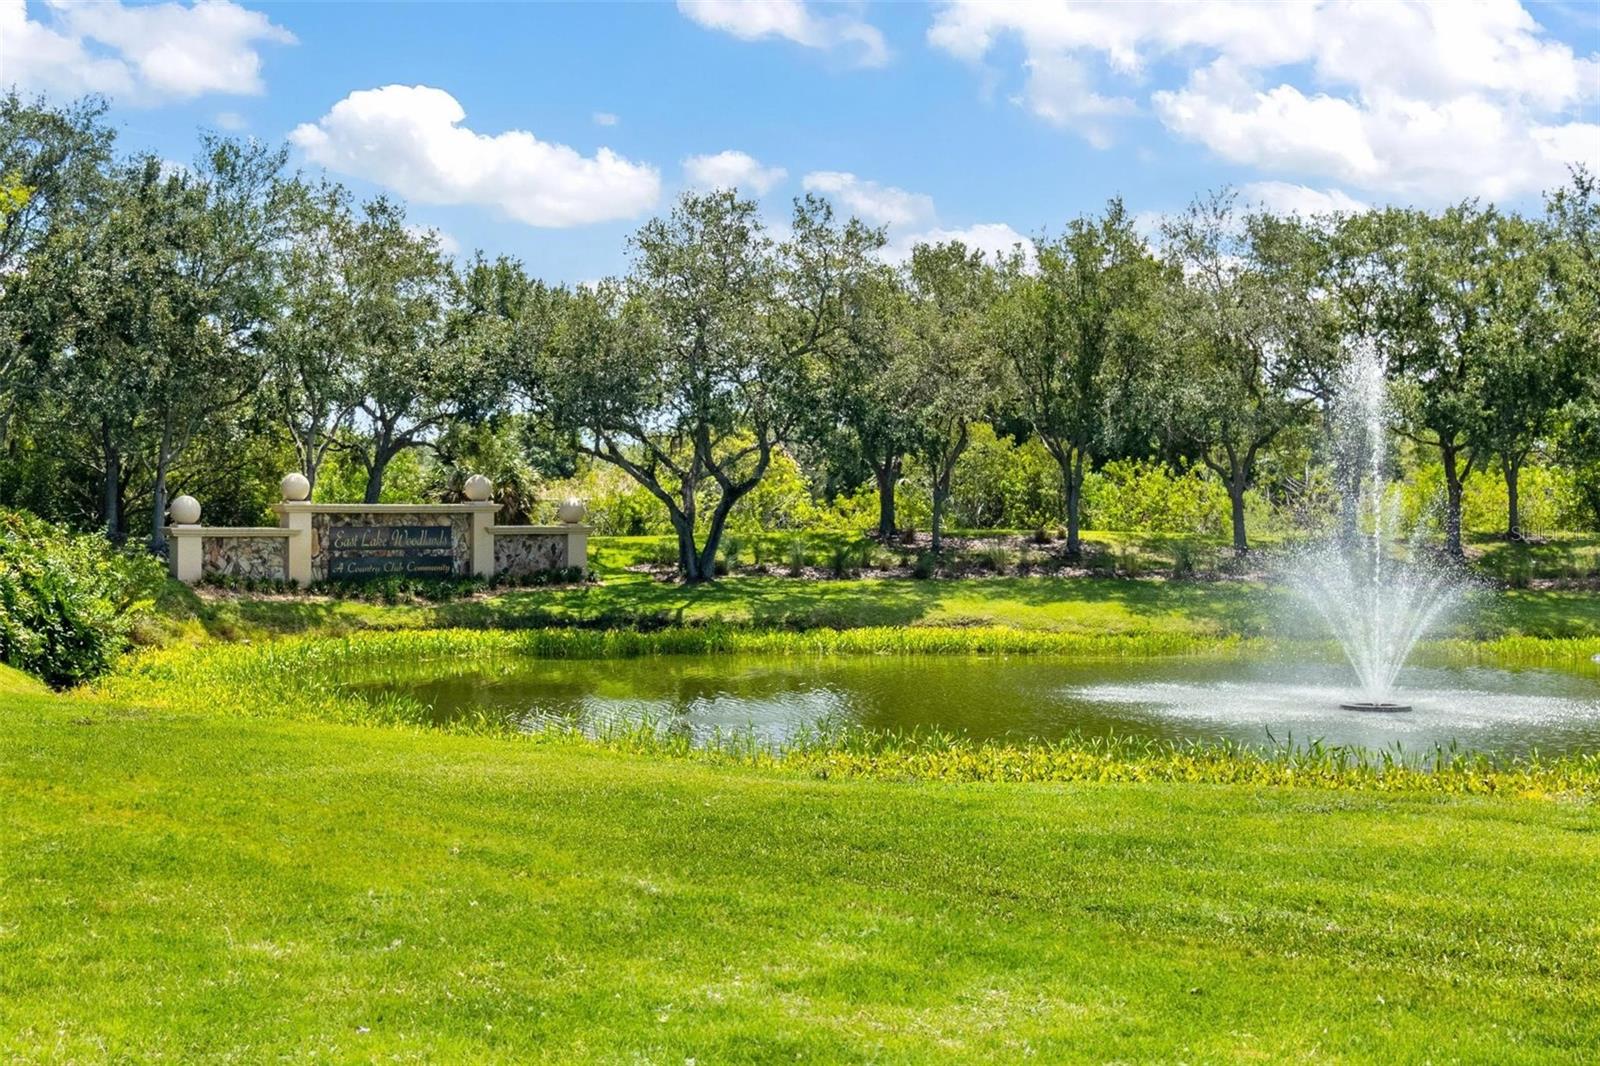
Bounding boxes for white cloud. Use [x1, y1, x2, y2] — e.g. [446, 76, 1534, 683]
[0, 0, 294, 103]
[1154, 64, 1599, 200]
[405, 223, 462, 256]
[683, 150, 788, 195]
[798, 169, 1029, 264]
[290, 85, 661, 228]
[678, 0, 887, 67]
[214, 110, 247, 130]
[883, 222, 1033, 265]
[801, 171, 935, 227]
[593, 111, 619, 126]
[1129, 210, 1171, 248]
[1239, 182, 1367, 217]
[928, 0, 1600, 200]
[1018, 53, 1137, 147]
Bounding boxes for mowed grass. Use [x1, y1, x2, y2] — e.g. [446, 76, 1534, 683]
[156, 567, 1600, 647]
[4, 675, 1599, 1062]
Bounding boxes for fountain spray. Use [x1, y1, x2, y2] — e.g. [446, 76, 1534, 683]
[1292, 343, 1461, 712]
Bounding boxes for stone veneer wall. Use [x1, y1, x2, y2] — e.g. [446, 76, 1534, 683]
[309, 511, 473, 581]
[202, 536, 288, 581]
[493, 532, 568, 577]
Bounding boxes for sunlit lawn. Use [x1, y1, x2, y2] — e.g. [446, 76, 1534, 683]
[156, 560, 1600, 645]
[3, 666, 1597, 1062]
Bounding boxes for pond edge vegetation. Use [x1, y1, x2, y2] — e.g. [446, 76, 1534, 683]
[95, 626, 1600, 799]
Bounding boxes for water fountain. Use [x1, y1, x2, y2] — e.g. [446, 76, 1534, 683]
[1290, 345, 1461, 712]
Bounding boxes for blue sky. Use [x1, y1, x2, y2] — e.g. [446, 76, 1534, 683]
[5, 0, 1598, 281]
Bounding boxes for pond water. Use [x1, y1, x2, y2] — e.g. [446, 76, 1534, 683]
[345, 653, 1600, 758]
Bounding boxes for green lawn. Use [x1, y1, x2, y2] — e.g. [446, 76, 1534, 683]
[3, 669, 1599, 1062]
[156, 568, 1600, 647]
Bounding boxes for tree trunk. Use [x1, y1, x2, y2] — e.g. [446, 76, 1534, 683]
[101, 422, 121, 543]
[1503, 455, 1522, 541]
[671, 512, 704, 583]
[1441, 442, 1466, 558]
[1063, 448, 1084, 557]
[874, 457, 900, 539]
[695, 496, 740, 581]
[300, 429, 320, 498]
[1228, 474, 1248, 553]
[929, 428, 969, 555]
[362, 451, 390, 504]
[150, 418, 174, 556]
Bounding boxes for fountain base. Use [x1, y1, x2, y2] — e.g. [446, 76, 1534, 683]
[1339, 701, 1412, 713]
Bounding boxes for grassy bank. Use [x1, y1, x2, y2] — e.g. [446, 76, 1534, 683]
[3, 677, 1598, 1062]
[150, 569, 1600, 649]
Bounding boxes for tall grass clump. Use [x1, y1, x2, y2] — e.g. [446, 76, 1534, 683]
[681, 728, 1600, 798]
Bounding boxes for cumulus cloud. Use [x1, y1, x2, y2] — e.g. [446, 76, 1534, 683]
[883, 222, 1033, 265]
[0, 0, 294, 103]
[678, 0, 887, 67]
[801, 171, 935, 228]
[929, 0, 1600, 200]
[405, 223, 462, 256]
[683, 150, 788, 195]
[800, 169, 1030, 264]
[290, 85, 661, 228]
[1238, 182, 1368, 217]
[592, 111, 619, 126]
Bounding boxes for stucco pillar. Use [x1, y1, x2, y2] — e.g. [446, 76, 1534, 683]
[168, 529, 203, 584]
[564, 527, 589, 571]
[279, 506, 314, 585]
[470, 506, 495, 579]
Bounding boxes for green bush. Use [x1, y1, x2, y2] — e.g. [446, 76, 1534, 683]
[1082, 459, 1229, 535]
[0, 508, 164, 687]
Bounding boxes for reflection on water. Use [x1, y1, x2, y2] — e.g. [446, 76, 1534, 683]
[344, 654, 1600, 758]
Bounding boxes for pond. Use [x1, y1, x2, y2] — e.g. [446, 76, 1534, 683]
[344, 653, 1600, 757]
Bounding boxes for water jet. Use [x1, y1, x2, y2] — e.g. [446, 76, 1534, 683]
[1290, 344, 1461, 712]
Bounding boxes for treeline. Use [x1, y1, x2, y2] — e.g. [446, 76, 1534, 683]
[1, 93, 1596, 581]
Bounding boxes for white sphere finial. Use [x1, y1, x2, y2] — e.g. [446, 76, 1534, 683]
[170, 495, 202, 525]
[556, 497, 586, 524]
[280, 472, 311, 502]
[463, 473, 493, 502]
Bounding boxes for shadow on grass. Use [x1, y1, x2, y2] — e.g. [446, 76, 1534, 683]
[150, 564, 1599, 644]
[430, 573, 1282, 637]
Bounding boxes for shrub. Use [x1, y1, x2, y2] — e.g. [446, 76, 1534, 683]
[977, 545, 1011, 573]
[1170, 540, 1197, 578]
[720, 534, 744, 572]
[0, 508, 164, 687]
[1082, 459, 1228, 536]
[827, 539, 854, 578]
[786, 536, 808, 577]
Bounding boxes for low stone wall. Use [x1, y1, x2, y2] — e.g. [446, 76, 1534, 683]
[202, 535, 288, 581]
[168, 526, 297, 584]
[166, 490, 589, 585]
[493, 531, 569, 577]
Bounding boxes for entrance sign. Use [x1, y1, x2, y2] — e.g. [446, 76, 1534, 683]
[327, 524, 455, 579]
[165, 479, 589, 585]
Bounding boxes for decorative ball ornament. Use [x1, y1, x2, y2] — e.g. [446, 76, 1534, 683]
[463, 474, 494, 502]
[169, 495, 202, 525]
[556, 497, 587, 525]
[280, 472, 311, 502]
